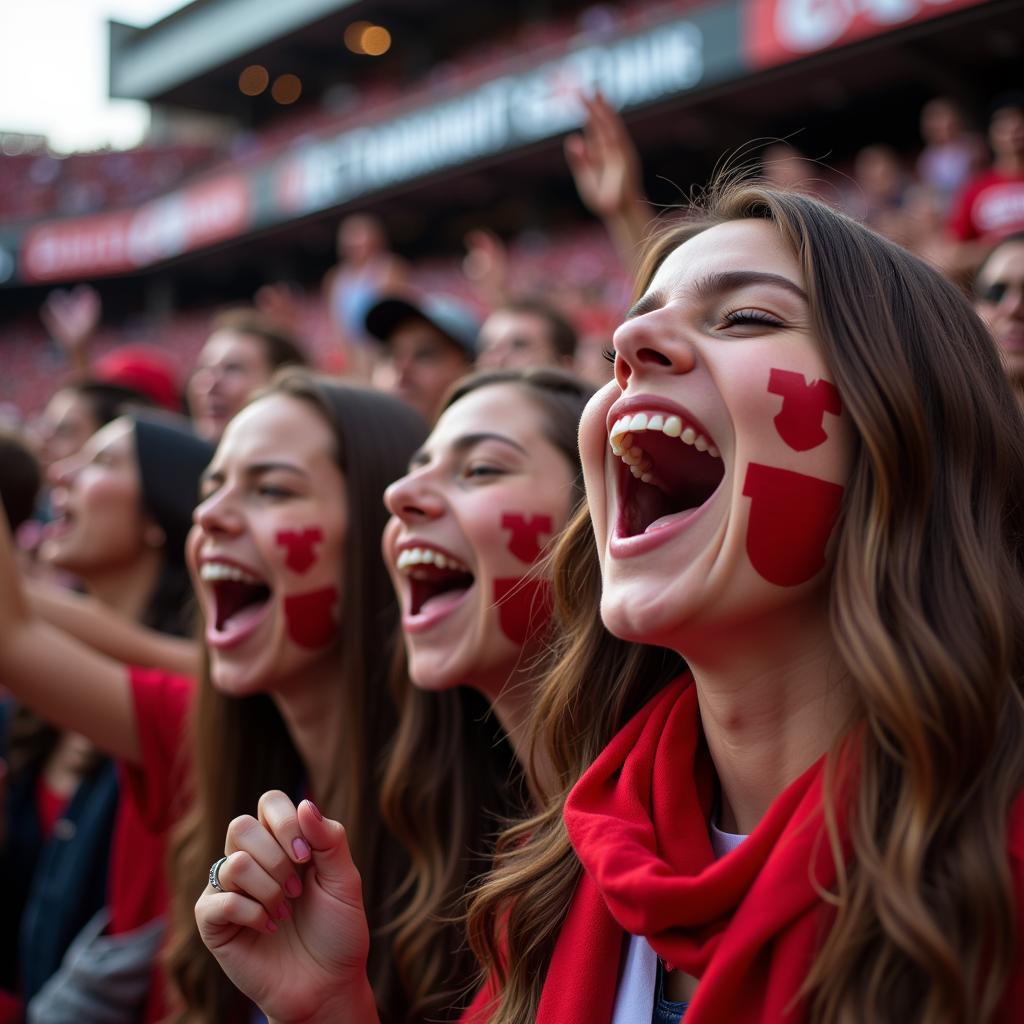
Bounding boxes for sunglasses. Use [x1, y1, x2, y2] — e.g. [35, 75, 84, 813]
[978, 279, 1024, 304]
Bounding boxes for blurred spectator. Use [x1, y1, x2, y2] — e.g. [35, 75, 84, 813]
[365, 295, 478, 421]
[93, 347, 181, 413]
[39, 285, 102, 379]
[760, 142, 820, 194]
[33, 381, 154, 474]
[916, 97, 987, 214]
[186, 308, 308, 441]
[849, 144, 913, 246]
[322, 213, 410, 379]
[950, 93, 1024, 245]
[476, 299, 577, 371]
[974, 231, 1024, 397]
[0, 432, 41, 535]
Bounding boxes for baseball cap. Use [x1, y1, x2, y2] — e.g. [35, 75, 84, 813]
[364, 294, 480, 359]
[94, 345, 181, 412]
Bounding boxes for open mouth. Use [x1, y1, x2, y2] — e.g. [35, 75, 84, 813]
[200, 562, 272, 632]
[609, 411, 725, 538]
[396, 546, 475, 617]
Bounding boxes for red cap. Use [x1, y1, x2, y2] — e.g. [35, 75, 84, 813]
[94, 346, 181, 412]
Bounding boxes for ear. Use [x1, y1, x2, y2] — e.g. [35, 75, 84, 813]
[144, 521, 167, 548]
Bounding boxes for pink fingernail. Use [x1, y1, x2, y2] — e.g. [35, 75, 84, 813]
[292, 837, 311, 861]
[306, 800, 323, 821]
[285, 876, 302, 898]
[276, 902, 291, 921]
[266, 920, 278, 934]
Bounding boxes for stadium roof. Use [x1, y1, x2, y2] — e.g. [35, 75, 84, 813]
[109, 0, 360, 103]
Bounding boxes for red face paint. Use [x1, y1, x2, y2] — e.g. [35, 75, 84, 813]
[768, 369, 843, 452]
[283, 586, 339, 648]
[275, 528, 324, 574]
[742, 463, 844, 587]
[500, 513, 554, 564]
[493, 577, 553, 645]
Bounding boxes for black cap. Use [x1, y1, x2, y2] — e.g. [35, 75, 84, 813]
[132, 413, 215, 564]
[364, 294, 480, 359]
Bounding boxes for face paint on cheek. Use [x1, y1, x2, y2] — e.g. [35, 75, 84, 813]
[768, 369, 843, 452]
[501, 513, 554, 564]
[275, 528, 324, 574]
[742, 463, 844, 587]
[283, 586, 339, 648]
[493, 578, 553, 645]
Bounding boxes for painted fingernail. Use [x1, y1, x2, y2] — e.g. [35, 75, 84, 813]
[266, 920, 278, 934]
[285, 876, 302, 898]
[292, 837, 311, 861]
[276, 902, 291, 921]
[306, 799, 323, 821]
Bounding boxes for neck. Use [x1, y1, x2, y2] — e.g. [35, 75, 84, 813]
[681, 601, 853, 836]
[271, 656, 342, 803]
[481, 658, 555, 806]
[83, 548, 164, 620]
[995, 152, 1024, 176]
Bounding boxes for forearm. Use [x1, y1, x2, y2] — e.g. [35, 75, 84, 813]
[604, 198, 656, 276]
[269, 978, 381, 1024]
[26, 580, 201, 679]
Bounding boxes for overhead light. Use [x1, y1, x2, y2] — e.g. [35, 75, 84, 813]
[239, 64, 269, 96]
[344, 20, 391, 56]
[272, 74, 302, 105]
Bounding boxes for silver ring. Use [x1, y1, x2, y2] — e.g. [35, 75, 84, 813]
[209, 855, 229, 892]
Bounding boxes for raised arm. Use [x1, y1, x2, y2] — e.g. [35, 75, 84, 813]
[25, 578, 201, 680]
[564, 91, 654, 275]
[0, 511, 141, 763]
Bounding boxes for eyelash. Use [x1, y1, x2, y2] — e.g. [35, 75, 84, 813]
[602, 347, 616, 364]
[465, 464, 504, 479]
[721, 309, 785, 328]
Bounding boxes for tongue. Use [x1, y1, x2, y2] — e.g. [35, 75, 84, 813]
[419, 586, 470, 615]
[220, 600, 268, 633]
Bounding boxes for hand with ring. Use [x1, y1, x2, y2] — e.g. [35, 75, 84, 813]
[195, 791, 380, 1024]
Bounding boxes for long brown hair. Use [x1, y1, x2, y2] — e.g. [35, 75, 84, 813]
[164, 373, 428, 1023]
[467, 182, 1024, 1023]
[378, 368, 594, 1022]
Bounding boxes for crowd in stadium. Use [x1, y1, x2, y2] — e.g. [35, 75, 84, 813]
[0, 68, 1023, 1024]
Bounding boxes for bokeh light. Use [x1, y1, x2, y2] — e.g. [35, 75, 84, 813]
[271, 74, 302, 105]
[344, 21, 371, 53]
[238, 65, 269, 96]
[344, 21, 391, 56]
[361, 26, 391, 57]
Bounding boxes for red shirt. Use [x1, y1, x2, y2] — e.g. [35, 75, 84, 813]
[108, 667, 193, 1023]
[949, 168, 1024, 242]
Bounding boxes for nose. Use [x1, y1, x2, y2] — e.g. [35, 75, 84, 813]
[384, 468, 445, 523]
[190, 367, 219, 399]
[193, 485, 243, 536]
[48, 452, 80, 489]
[611, 308, 697, 390]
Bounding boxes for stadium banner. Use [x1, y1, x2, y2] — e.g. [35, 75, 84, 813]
[3, 0, 992, 285]
[273, 7, 739, 216]
[19, 173, 251, 284]
[744, 0, 988, 69]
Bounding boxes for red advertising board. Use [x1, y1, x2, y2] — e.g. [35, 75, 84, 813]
[744, 0, 988, 69]
[21, 173, 251, 283]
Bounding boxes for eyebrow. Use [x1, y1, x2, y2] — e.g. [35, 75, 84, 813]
[625, 270, 808, 319]
[200, 461, 310, 484]
[409, 431, 529, 467]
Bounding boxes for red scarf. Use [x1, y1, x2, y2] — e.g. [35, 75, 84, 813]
[462, 674, 1024, 1023]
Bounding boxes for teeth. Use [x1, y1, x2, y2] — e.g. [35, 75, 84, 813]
[201, 563, 263, 584]
[607, 409, 722, 477]
[396, 546, 469, 574]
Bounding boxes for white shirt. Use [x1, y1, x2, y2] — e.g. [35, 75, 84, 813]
[609, 822, 748, 1022]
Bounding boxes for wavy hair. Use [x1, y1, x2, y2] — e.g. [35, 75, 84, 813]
[164, 373, 427, 1023]
[467, 182, 1024, 1023]
[378, 368, 595, 1022]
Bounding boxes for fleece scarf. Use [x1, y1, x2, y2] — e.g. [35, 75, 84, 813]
[463, 673, 1024, 1023]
